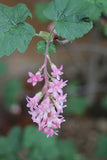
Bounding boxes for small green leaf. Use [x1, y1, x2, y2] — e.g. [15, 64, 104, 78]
[35, 3, 48, 22]
[58, 140, 88, 160]
[8, 127, 22, 152]
[66, 81, 80, 95]
[0, 154, 19, 160]
[86, 0, 95, 2]
[95, 134, 107, 157]
[36, 41, 56, 56]
[23, 126, 38, 148]
[0, 137, 9, 155]
[85, 0, 104, 20]
[44, 0, 96, 40]
[101, 95, 107, 109]
[104, 25, 107, 36]
[3, 78, 23, 108]
[77, 156, 88, 160]
[87, 0, 107, 15]
[27, 148, 44, 160]
[0, 3, 35, 57]
[58, 140, 77, 160]
[97, 0, 107, 15]
[23, 126, 59, 160]
[66, 96, 89, 115]
[0, 127, 22, 159]
[39, 135, 59, 160]
[66, 81, 89, 115]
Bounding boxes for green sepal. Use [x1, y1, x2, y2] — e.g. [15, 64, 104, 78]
[36, 41, 56, 56]
[36, 31, 53, 41]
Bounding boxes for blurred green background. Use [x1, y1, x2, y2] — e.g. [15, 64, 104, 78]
[0, 0, 107, 160]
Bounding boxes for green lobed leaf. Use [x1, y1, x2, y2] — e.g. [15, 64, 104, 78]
[97, 0, 107, 15]
[58, 140, 77, 160]
[43, 0, 99, 40]
[58, 139, 88, 160]
[87, 0, 107, 15]
[0, 127, 22, 159]
[101, 95, 107, 109]
[0, 125, 88, 160]
[66, 81, 89, 115]
[0, 128, 23, 160]
[8, 127, 22, 152]
[0, 137, 10, 155]
[66, 96, 89, 115]
[23, 126, 59, 160]
[23, 126, 39, 148]
[86, 0, 106, 19]
[0, 154, 19, 160]
[27, 148, 44, 160]
[36, 40, 56, 56]
[35, 3, 48, 22]
[0, 3, 35, 57]
[3, 78, 23, 108]
[95, 134, 107, 157]
[66, 81, 80, 95]
[104, 25, 107, 36]
[77, 156, 88, 160]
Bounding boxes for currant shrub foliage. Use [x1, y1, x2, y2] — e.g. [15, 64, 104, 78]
[0, 0, 106, 57]
[0, 3, 35, 57]
[87, 0, 107, 15]
[44, 0, 94, 40]
[0, 126, 88, 160]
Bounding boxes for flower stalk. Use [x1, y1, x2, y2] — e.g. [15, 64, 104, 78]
[26, 30, 68, 137]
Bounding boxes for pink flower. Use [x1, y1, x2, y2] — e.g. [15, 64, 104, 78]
[51, 63, 63, 80]
[48, 79, 67, 95]
[54, 92, 67, 105]
[44, 128, 58, 137]
[39, 97, 51, 113]
[26, 92, 42, 109]
[54, 102, 63, 113]
[27, 71, 43, 86]
[27, 95, 65, 137]
[26, 53, 68, 137]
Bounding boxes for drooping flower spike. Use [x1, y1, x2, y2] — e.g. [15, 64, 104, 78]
[26, 39, 68, 137]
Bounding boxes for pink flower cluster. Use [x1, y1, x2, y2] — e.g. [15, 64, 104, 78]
[26, 57, 67, 137]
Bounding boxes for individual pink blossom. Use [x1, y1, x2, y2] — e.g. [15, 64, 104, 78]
[48, 79, 67, 95]
[54, 92, 67, 105]
[44, 128, 58, 137]
[54, 101, 63, 113]
[26, 92, 42, 109]
[54, 99, 67, 113]
[27, 71, 43, 86]
[51, 63, 63, 80]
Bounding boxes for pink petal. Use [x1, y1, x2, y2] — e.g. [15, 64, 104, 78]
[33, 81, 37, 86]
[28, 72, 34, 77]
[60, 65, 63, 70]
[57, 75, 60, 80]
[27, 78, 32, 83]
